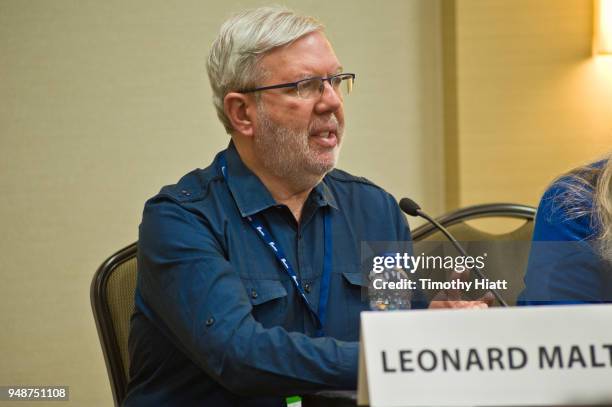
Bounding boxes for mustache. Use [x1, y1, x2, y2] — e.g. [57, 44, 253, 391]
[308, 115, 343, 134]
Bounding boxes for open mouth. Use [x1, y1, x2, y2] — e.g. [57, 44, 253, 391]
[310, 130, 338, 148]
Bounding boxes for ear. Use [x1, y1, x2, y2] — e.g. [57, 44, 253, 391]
[224, 92, 256, 137]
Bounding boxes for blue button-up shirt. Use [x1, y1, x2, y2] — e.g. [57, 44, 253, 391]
[124, 142, 412, 406]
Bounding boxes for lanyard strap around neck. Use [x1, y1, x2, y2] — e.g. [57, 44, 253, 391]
[219, 152, 332, 336]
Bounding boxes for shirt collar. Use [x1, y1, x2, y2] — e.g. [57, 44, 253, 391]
[221, 141, 338, 218]
[313, 176, 339, 211]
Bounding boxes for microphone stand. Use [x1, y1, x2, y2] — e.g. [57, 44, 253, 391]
[400, 198, 509, 307]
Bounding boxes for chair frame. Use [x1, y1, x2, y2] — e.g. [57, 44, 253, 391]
[91, 242, 137, 406]
[411, 203, 536, 241]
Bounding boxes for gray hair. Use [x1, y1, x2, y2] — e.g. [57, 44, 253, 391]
[206, 6, 324, 133]
[595, 159, 612, 261]
[553, 155, 612, 262]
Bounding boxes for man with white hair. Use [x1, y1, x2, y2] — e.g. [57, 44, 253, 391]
[125, 6, 486, 406]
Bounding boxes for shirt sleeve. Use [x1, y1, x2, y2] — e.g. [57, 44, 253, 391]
[136, 196, 359, 396]
[518, 181, 606, 304]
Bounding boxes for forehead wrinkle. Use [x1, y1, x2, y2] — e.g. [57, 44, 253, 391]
[298, 63, 344, 79]
[267, 57, 341, 82]
[258, 32, 341, 83]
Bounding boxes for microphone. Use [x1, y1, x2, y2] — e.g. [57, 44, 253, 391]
[399, 197, 508, 307]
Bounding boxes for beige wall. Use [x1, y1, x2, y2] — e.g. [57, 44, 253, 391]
[0, 1, 444, 405]
[4, 0, 611, 405]
[448, 0, 612, 208]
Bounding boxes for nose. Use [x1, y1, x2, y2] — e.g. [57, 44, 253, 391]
[314, 80, 342, 115]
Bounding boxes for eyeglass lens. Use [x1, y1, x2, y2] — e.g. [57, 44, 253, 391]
[297, 75, 354, 99]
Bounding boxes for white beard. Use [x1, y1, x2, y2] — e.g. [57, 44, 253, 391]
[253, 104, 342, 190]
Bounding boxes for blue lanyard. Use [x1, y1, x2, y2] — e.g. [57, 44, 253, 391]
[219, 153, 332, 336]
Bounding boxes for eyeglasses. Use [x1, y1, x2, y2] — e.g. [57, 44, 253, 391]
[238, 73, 355, 99]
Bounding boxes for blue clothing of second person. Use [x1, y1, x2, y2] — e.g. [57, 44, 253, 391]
[123, 142, 413, 406]
[519, 164, 612, 304]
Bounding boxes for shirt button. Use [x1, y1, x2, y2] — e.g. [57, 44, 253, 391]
[181, 189, 191, 197]
[251, 290, 258, 299]
[205, 317, 215, 326]
[304, 283, 311, 293]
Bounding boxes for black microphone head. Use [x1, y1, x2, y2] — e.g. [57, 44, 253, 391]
[399, 197, 421, 217]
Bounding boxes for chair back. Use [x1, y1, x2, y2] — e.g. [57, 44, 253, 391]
[91, 243, 137, 406]
[411, 203, 536, 305]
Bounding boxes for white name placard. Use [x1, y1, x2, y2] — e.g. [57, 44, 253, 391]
[358, 305, 612, 406]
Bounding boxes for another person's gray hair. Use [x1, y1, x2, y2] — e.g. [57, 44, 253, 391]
[554, 156, 612, 262]
[207, 6, 324, 133]
[595, 160, 612, 261]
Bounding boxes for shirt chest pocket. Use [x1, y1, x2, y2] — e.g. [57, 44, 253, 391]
[341, 269, 369, 312]
[243, 279, 290, 328]
[325, 269, 370, 341]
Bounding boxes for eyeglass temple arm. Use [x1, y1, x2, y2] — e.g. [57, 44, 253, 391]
[239, 82, 298, 94]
